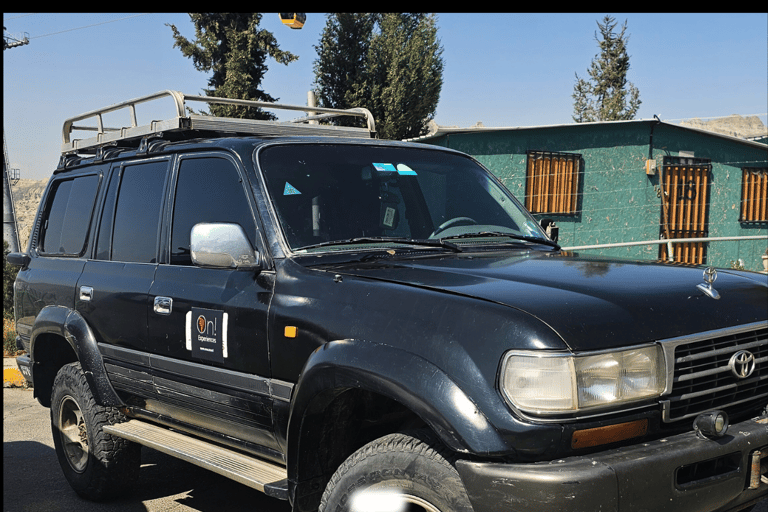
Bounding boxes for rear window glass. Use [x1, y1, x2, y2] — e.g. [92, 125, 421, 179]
[110, 161, 168, 263]
[40, 174, 100, 255]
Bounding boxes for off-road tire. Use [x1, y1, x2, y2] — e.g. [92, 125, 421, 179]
[50, 362, 140, 500]
[319, 430, 474, 512]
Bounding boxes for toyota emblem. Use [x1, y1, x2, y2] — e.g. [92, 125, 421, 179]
[728, 350, 755, 379]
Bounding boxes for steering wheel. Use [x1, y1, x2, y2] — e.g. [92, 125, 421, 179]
[430, 216, 478, 237]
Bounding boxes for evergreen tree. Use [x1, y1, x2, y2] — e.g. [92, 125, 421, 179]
[313, 13, 444, 140]
[167, 13, 298, 120]
[312, 13, 377, 126]
[572, 16, 641, 123]
[4, 240, 19, 319]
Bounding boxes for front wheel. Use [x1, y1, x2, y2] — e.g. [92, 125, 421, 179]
[50, 362, 140, 500]
[319, 430, 473, 512]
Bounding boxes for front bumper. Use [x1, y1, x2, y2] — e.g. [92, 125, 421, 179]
[456, 414, 768, 512]
[15, 354, 33, 386]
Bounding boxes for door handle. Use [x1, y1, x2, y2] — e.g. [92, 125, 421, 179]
[154, 296, 173, 315]
[79, 286, 93, 302]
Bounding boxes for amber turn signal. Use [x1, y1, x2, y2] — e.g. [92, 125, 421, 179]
[572, 419, 648, 449]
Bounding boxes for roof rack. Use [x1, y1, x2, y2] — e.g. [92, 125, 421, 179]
[61, 90, 377, 155]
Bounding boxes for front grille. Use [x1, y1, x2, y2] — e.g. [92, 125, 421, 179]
[661, 324, 768, 422]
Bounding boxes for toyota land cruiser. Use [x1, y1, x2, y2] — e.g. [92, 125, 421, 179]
[7, 90, 768, 512]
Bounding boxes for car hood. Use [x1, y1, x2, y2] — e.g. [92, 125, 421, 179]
[325, 251, 768, 351]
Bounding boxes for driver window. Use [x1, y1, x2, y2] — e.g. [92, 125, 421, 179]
[170, 157, 257, 265]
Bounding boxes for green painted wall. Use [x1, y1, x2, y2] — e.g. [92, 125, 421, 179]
[421, 121, 768, 272]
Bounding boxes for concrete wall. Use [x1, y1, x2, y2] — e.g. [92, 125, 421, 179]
[421, 121, 768, 271]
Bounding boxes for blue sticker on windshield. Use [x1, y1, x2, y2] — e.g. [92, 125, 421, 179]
[396, 164, 417, 175]
[373, 163, 397, 173]
[284, 182, 301, 195]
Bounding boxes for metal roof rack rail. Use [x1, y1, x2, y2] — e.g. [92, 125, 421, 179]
[61, 90, 377, 155]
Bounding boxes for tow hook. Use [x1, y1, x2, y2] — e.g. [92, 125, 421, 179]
[749, 448, 768, 490]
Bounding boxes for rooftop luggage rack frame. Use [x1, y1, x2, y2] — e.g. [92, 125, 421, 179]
[61, 90, 377, 155]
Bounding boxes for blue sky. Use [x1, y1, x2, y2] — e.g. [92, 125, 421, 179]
[4, 12, 767, 181]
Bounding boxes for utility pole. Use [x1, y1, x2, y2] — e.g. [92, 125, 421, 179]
[3, 133, 21, 252]
[3, 26, 29, 50]
[4, 26, 28, 252]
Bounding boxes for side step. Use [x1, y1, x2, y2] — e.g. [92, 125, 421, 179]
[104, 419, 288, 500]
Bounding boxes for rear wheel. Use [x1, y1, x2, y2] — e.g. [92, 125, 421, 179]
[50, 362, 140, 500]
[319, 430, 473, 512]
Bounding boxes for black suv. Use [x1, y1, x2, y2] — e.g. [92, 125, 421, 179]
[8, 91, 768, 512]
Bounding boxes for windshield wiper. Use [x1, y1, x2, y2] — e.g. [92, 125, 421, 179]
[441, 231, 561, 250]
[296, 236, 463, 253]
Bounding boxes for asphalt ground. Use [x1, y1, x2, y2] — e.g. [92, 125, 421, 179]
[3, 357, 290, 512]
[4, 357, 767, 512]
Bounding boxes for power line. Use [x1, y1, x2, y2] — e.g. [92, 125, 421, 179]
[3, 13, 37, 21]
[26, 13, 151, 40]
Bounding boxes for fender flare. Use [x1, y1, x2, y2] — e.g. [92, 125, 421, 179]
[30, 305, 123, 407]
[286, 339, 511, 483]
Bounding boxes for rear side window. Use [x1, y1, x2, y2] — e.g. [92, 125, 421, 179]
[107, 161, 169, 263]
[40, 174, 100, 255]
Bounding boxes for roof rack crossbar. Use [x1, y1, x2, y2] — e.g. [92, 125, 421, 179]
[61, 90, 376, 154]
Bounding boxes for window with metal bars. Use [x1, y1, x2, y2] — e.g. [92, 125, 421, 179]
[524, 151, 581, 215]
[740, 167, 768, 222]
[659, 157, 712, 265]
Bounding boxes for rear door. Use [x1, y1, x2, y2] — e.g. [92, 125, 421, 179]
[77, 158, 171, 395]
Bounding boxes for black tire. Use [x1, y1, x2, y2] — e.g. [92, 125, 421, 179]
[319, 430, 474, 512]
[50, 362, 140, 500]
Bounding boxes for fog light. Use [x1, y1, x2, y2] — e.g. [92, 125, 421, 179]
[693, 410, 729, 439]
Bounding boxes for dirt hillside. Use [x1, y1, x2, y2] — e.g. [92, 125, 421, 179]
[9, 178, 48, 250]
[679, 114, 767, 139]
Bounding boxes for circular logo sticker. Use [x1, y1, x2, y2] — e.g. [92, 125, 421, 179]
[197, 315, 206, 334]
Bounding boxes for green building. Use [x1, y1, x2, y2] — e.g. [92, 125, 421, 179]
[414, 119, 768, 272]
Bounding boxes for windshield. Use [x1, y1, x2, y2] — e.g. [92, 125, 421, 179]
[257, 143, 550, 252]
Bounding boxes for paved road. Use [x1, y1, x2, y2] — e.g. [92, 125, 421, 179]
[3, 386, 291, 512]
[4, 374, 767, 512]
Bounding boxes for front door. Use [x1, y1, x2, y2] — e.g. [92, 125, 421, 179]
[146, 153, 278, 453]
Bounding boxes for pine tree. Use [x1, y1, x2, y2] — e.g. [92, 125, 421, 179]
[3, 240, 19, 320]
[572, 16, 641, 123]
[313, 13, 444, 140]
[167, 13, 298, 120]
[312, 14, 377, 127]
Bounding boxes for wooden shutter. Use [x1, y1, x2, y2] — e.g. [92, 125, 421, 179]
[525, 151, 580, 214]
[740, 168, 768, 222]
[659, 158, 711, 265]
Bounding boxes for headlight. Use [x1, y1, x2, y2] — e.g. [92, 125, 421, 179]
[500, 345, 665, 415]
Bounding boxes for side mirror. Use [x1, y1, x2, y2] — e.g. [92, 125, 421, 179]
[540, 218, 559, 243]
[6, 252, 30, 268]
[190, 223, 261, 270]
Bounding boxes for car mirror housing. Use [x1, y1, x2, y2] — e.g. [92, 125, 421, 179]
[190, 223, 261, 270]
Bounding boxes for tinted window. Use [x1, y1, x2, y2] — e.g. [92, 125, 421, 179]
[259, 144, 544, 251]
[170, 157, 255, 265]
[111, 161, 168, 263]
[40, 174, 99, 255]
[95, 167, 120, 260]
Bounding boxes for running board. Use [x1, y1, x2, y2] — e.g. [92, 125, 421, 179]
[104, 419, 288, 500]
